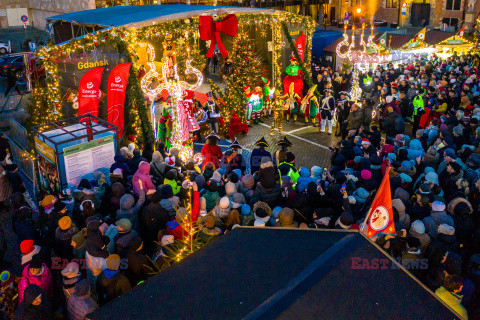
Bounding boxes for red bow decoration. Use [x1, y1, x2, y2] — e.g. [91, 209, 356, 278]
[199, 14, 238, 59]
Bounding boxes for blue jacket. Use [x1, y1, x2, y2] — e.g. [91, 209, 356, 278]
[407, 139, 425, 160]
[296, 167, 314, 193]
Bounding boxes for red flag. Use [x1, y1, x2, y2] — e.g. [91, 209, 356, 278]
[459, 26, 465, 37]
[361, 167, 396, 238]
[78, 67, 104, 117]
[107, 62, 131, 137]
[295, 33, 307, 61]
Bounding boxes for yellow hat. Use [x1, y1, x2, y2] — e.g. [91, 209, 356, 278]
[58, 216, 72, 230]
[41, 195, 55, 208]
[106, 254, 121, 271]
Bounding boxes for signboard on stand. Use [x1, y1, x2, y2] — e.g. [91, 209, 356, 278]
[35, 136, 61, 196]
[63, 135, 115, 186]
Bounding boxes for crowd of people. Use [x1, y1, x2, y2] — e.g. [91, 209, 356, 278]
[1, 52, 480, 319]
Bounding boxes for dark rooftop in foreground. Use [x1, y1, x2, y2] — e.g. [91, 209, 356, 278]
[92, 228, 461, 320]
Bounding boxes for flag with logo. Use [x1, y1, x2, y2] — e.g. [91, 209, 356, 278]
[459, 26, 465, 37]
[361, 167, 396, 238]
[107, 62, 131, 137]
[413, 27, 426, 42]
[78, 67, 105, 118]
[378, 32, 387, 47]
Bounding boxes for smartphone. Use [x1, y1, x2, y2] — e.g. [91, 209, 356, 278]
[341, 183, 346, 190]
[317, 185, 322, 192]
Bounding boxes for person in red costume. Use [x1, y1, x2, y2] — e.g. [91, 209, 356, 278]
[282, 54, 303, 122]
[201, 132, 223, 170]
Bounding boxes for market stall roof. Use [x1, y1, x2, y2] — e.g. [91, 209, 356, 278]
[424, 29, 454, 45]
[91, 228, 462, 320]
[46, 5, 277, 29]
[436, 34, 475, 48]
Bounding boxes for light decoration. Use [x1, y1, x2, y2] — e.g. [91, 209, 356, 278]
[32, 11, 313, 144]
[336, 23, 379, 102]
[142, 43, 203, 161]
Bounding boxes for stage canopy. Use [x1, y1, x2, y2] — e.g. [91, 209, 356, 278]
[91, 228, 462, 320]
[46, 5, 278, 43]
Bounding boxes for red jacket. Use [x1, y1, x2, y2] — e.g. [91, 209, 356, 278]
[201, 144, 223, 170]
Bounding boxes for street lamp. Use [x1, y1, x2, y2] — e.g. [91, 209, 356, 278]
[356, 7, 361, 14]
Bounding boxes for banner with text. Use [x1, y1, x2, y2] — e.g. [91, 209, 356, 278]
[107, 62, 131, 138]
[78, 67, 104, 117]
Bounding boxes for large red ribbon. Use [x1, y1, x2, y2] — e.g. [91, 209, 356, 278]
[199, 14, 238, 59]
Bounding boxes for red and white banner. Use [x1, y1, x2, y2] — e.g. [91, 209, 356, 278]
[295, 33, 307, 61]
[107, 62, 131, 137]
[361, 167, 396, 238]
[77, 67, 104, 118]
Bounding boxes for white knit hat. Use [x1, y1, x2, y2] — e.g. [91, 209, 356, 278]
[219, 197, 230, 209]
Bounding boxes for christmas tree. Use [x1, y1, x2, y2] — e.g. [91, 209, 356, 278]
[228, 27, 266, 91]
[209, 26, 266, 133]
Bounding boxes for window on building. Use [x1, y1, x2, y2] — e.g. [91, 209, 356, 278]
[385, 0, 397, 8]
[446, 0, 461, 10]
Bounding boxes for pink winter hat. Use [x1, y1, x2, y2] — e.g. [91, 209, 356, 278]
[361, 169, 372, 180]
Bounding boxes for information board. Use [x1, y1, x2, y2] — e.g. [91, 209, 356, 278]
[63, 136, 115, 186]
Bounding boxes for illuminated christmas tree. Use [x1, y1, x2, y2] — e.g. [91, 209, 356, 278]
[228, 27, 266, 90]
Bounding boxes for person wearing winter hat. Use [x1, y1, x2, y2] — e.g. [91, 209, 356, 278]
[18, 255, 53, 303]
[125, 236, 150, 286]
[253, 201, 272, 226]
[96, 254, 131, 305]
[225, 181, 237, 197]
[115, 186, 145, 231]
[20, 239, 41, 268]
[392, 198, 411, 230]
[55, 216, 78, 260]
[197, 215, 222, 243]
[409, 220, 431, 253]
[238, 174, 255, 203]
[158, 184, 180, 218]
[14, 284, 53, 320]
[61, 261, 82, 300]
[114, 218, 137, 258]
[71, 228, 87, 260]
[423, 200, 454, 239]
[334, 211, 358, 230]
[296, 167, 314, 193]
[274, 208, 298, 228]
[164, 170, 181, 195]
[67, 279, 98, 320]
[240, 204, 253, 226]
[213, 196, 231, 219]
[202, 181, 220, 214]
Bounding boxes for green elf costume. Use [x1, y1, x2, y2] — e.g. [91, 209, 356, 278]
[300, 85, 320, 126]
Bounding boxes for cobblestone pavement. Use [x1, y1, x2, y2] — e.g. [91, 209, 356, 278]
[194, 117, 341, 171]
